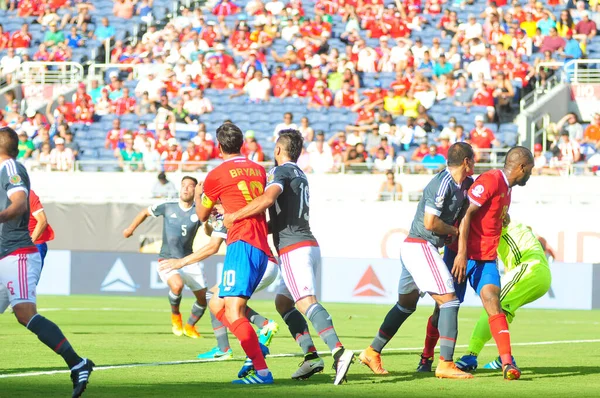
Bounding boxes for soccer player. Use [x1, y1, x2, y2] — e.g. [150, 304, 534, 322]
[452, 146, 534, 380]
[196, 122, 273, 385]
[224, 129, 355, 385]
[158, 212, 280, 360]
[28, 189, 54, 270]
[0, 127, 93, 398]
[359, 142, 475, 379]
[123, 176, 207, 339]
[417, 218, 551, 372]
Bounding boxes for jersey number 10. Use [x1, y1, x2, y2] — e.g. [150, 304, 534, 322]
[238, 181, 264, 204]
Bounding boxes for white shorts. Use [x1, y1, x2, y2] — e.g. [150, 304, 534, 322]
[0, 252, 42, 313]
[398, 239, 454, 295]
[255, 260, 279, 292]
[159, 261, 207, 291]
[276, 245, 320, 302]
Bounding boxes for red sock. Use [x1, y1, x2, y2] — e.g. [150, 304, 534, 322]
[423, 315, 440, 358]
[215, 308, 230, 328]
[489, 313, 513, 366]
[230, 318, 268, 371]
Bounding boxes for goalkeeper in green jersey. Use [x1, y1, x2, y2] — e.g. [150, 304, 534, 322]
[455, 216, 552, 370]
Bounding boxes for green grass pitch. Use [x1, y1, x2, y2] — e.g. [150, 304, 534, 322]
[1, 295, 600, 397]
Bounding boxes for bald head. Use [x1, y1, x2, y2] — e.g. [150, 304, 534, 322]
[504, 146, 534, 169]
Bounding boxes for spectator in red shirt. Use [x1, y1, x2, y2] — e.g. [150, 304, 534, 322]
[471, 82, 495, 107]
[213, 0, 240, 19]
[437, 133, 451, 158]
[11, 24, 32, 49]
[245, 138, 264, 162]
[105, 119, 125, 150]
[181, 141, 206, 171]
[18, 0, 39, 17]
[161, 138, 183, 172]
[113, 87, 137, 115]
[334, 81, 359, 108]
[0, 25, 10, 50]
[470, 114, 500, 153]
[574, 11, 597, 41]
[411, 142, 430, 162]
[308, 80, 333, 108]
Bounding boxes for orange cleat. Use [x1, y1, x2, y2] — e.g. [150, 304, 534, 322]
[184, 324, 201, 339]
[358, 347, 389, 375]
[171, 313, 183, 336]
[435, 360, 474, 379]
[503, 364, 521, 380]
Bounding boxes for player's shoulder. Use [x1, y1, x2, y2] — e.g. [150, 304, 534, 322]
[426, 169, 453, 195]
[151, 199, 178, 210]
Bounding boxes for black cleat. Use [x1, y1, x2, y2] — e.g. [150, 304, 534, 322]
[71, 358, 95, 398]
[417, 355, 433, 372]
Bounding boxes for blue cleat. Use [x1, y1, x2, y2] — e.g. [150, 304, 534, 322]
[258, 320, 280, 347]
[197, 346, 233, 360]
[455, 354, 478, 371]
[232, 370, 274, 385]
[238, 343, 270, 378]
[483, 356, 517, 370]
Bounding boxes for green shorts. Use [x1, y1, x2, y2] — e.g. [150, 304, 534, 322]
[500, 257, 552, 321]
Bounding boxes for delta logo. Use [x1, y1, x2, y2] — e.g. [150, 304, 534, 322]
[352, 265, 386, 297]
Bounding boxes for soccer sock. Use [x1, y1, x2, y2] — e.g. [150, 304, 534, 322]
[423, 315, 440, 358]
[438, 299, 460, 361]
[306, 303, 342, 352]
[467, 309, 494, 356]
[209, 311, 231, 352]
[370, 303, 414, 353]
[187, 302, 206, 326]
[489, 313, 513, 366]
[282, 308, 317, 354]
[230, 317, 268, 371]
[168, 291, 182, 315]
[26, 314, 83, 369]
[246, 306, 269, 328]
[215, 308, 231, 328]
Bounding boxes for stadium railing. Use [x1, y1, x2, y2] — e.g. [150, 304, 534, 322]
[87, 63, 171, 84]
[17, 62, 84, 85]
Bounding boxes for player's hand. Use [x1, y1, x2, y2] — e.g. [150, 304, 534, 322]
[195, 181, 204, 197]
[503, 213, 511, 228]
[223, 213, 235, 229]
[123, 227, 134, 238]
[451, 253, 467, 284]
[158, 258, 185, 272]
[214, 203, 224, 215]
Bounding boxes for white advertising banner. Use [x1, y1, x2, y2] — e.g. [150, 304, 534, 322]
[320, 258, 595, 310]
[37, 250, 71, 296]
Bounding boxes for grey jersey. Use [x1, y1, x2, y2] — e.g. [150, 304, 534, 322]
[0, 159, 34, 257]
[148, 201, 201, 259]
[267, 162, 317, 252]
[408, 169, 473, 248]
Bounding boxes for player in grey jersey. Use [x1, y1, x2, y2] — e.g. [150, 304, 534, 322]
[224, 129, 354, 385]
[0, 127, 93, 398]
[359, 142, 476, 379]
[123, 176, 207, 339]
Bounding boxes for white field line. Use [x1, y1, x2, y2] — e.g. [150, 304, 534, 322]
[1, 339, 599, 379]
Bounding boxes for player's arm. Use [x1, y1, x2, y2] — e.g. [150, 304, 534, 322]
[31, 209, 48, 243]
[159, 235, 225, 272]
[423, 213, 458, 236]
[422, 182, 458, 236]
[452, 203, 479, 283]
[224, 185, 282, 229]
[195, 179, 216, 222]
[0, 190, 28, 223]
[123, 207, 152, 238]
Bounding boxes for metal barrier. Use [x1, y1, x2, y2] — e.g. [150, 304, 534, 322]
[17, 62, 84, 85]
[565, 59, 600, 83]
[87, 63, 170, 84]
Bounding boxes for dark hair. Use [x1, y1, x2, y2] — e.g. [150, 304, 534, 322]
[216, 122, 244, 154]
[158, 171, 167, 181]
[505, 146, 534, 168]
[284, 112, 293, 120]
[277, 129, 303, 162]
[447, 142, 474, 167]
[0, 127, 19, 158]
[182, 176, 198, 185]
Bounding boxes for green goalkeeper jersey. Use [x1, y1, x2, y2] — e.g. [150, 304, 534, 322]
[498, 221, 548, 271]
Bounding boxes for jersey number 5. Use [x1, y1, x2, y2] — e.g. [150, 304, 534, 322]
[238, 181, 264, 204]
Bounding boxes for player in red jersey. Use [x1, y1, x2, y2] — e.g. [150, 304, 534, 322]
[196, 122, 273, 385]
[453, 146, 534, 380]
[28, 190, 54, 271]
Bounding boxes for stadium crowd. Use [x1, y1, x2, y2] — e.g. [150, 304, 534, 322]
[0, 0, 599, 174]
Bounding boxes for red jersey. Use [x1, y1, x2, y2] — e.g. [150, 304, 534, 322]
[28, 190, 55, 244]
[467, 169, 511, 260]
[470, 127, 496, 149]
[202, 156, 269, 254]
[0, 32, 9, 50]
[11, 31, 32, 49]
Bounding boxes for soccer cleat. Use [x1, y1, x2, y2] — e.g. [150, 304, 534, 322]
[70, 358, 95, 398]
[455, 354, 478, 371]
[183, 324, 201, 339]
[333, 348, 355, 385]
[232, 370, 274, 385]
[435, 360, 474, 379]
[358, 347, 389, 375]
[416, 354, 434, 372]
[483, 356, 517, 370]
[503, 363, 521, 380]
[291, 353, 325, 380]
[258, 320, 279, 347]
[197, 346, 233, 360]
[171, 313, 183, 336]
[238, 343, 270, 378]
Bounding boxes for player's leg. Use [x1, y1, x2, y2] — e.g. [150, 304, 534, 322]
[198, 285, 234, 359]
[159, 266, 185, 336]
[2, 253, 94, 397]
[218, 241, 272, 384]
[417, 304, 440, 372]
[180, 262, 208, 338]
[470, 260, 520, 380]
[250, 260, 280, 346]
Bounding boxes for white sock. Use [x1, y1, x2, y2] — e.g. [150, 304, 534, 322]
[256, 369, 270, 377]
